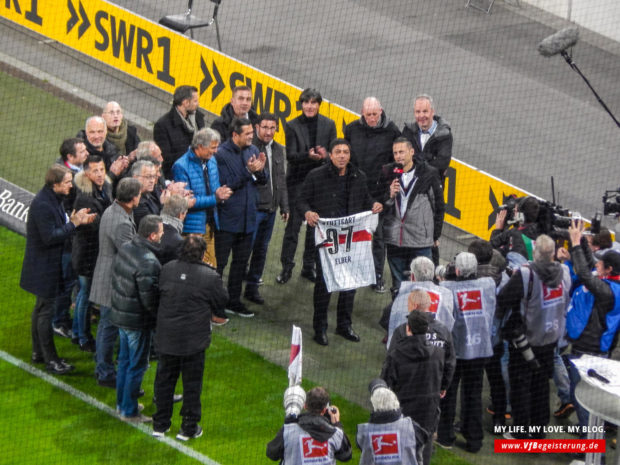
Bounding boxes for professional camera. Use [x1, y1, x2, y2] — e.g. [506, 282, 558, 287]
[603, 189, 620, 216]
[496, 194, 519, 224]
[510, 333, 541, 370]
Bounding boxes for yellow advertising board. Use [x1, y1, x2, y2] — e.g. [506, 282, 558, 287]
[1, 0, 538, 239]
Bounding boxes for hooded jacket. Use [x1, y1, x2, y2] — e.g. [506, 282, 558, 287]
[497, 261, 571, 346]
[267, 413, 352, 464]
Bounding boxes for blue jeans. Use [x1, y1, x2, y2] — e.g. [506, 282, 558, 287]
[246, 211, 276, 286]
[553, 346, 571, 405]
[568, 353, 592, 438]
[73, 276, 92, 345]
[117, 328, 151, 417]
[95, 306, 118, 382]
[53, 251, 76, 328]
[386, 244, 432, 293]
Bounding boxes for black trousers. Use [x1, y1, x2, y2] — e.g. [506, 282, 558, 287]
[31, 296, 59, 363]
[279, 185, 315, 271]
[313, 253, 355, 333]
[508, 342, 555, 438]
[153, 351, 205, 434]
[438, 358, 485, 448]
[372, 213, 386, 279]
[214, 230, 253, 308]
[485, 342, 508, 420]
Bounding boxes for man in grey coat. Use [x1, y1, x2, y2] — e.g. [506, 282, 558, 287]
[380, 138, 445, 296]
[90, 177, 142, 387]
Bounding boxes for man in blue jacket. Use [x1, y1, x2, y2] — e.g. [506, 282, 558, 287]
[173, 128, 232, 324]
[215, 117, 267, 318]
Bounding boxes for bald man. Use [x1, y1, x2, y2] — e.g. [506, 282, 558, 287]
[344, 97, 400, 293]
[102, 101, 140, 156]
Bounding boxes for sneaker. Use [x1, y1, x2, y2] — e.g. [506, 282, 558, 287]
[225, 303, 255, 318]
[121, 413, 152, 423]
[372, 278, 387, 294]
[434, 439, 453, 450]
[553, 402, 575, 418]
[53, 325, 73, 339]
[152, 427, 170, 438]
[211, 315, 229, 326]
[176, 425, 203, 441]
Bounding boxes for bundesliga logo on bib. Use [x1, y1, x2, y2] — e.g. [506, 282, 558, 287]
[426, 291, 441, 313]
[457, 289, 483, 315]
[301, 437, 329, 464]
[542, 283, 564, 307]
[370, 432, 401, 463]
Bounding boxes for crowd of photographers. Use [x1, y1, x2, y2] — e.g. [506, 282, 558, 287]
[18, 84, 620, 460]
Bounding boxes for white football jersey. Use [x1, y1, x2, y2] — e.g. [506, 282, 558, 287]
[315, 211, 378, 292]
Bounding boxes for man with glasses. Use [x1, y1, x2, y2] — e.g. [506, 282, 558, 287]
[102, 101, 140, 157]
[244, 113, 289, 305]
[132, 160, 160, 228]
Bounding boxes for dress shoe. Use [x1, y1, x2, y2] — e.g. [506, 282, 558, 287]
[46, 359, 74, 375]
[31, 352, 45, 364]
[244, 288, 265, 305]
[276, 268, 293, 284]
[97, 377, 117, 388]
[313, 331, 328, 346]
[300, 267, 316, 282]
[335, 327, 360, 342]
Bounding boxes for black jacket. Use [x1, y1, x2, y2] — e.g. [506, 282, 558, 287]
[253, 136, 289, 214]
[155, 259, 228, 356]
[344, 112, 401, 197]
[211, 103, 259, 141]
[297, 161, 374, 219]
[401, 115, 453, 177]
[71, 172, 113, 277]
[110, 236, 161, 330]
[133, 191, 161, 229]
[106, 123, 140, 156]
[76, 129, 119, 171]
[157, 220, 183, 265]
[285, 114, 337, 187]
[381, 315, 455, 430]
[20, 186, 76, 298]
[570, 245, 617, 354]
[490, 222, 542, 261]
[154, 107, 206, 179]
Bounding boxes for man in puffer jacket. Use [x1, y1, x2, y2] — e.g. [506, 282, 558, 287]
[110, 214, 163, 422]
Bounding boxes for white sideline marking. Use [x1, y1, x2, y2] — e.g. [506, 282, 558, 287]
[0, 349, 220, 465]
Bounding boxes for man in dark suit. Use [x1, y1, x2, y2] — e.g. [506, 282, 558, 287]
[154, 85, 206, 179]
[276, 88, 336, 285]
[244, 113, 289, 305]
[20, 165, 95, 374]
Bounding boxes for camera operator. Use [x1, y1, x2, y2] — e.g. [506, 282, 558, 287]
[267, 386, 352, 464]
[496, 234, 571, 439]
[491, 196, 542, 266]
[566, 219, 620, 438]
